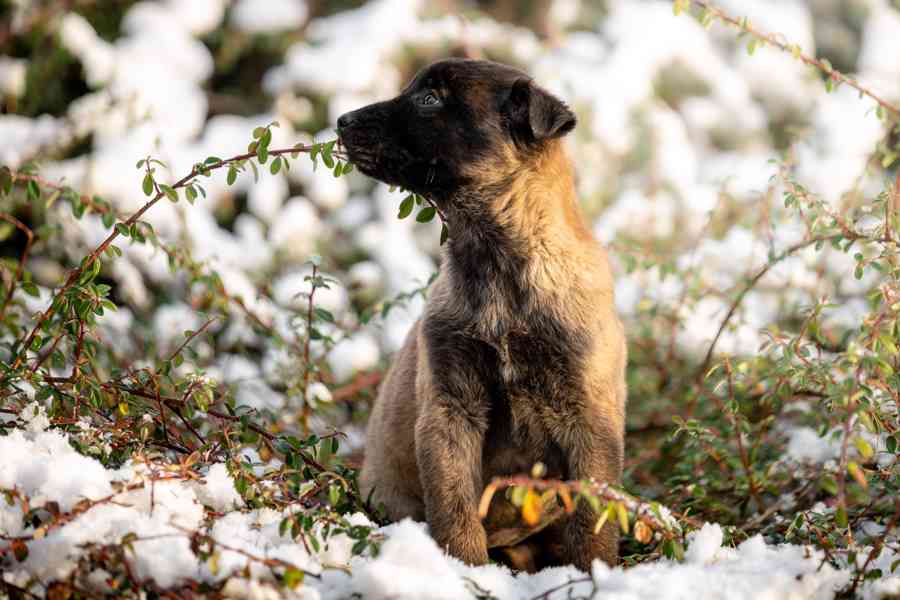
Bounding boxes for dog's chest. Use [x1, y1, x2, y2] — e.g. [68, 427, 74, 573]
[488, 325, 582, 398]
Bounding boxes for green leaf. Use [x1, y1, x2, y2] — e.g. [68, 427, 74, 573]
[283, 567, 304, 589]
[853, 437, 874, 460]
[835, 505, 848, 528]
[22, 282, 39, 297]
[27, 179, 40, 202]
[142, 173, 154, 196]
[257, 143, 269, 164]
[322, 140, 335, 169]
[270, 156, 282, 175]
[161, 184, 178, 203]
[416, 206, 436, 223]
[663, 539, 685, 561]
[0, 167, 11, 195]
[314, 307, 335, 323]
[227, 166, 237, 186]
[252, 126, 265, 139]
[342, 162, 354, 175]
[440, 223, 449, 245]
[747, 38, 758, 55]
[328, 484, 341, 506]
[820, 475, 838, 496]
[397, 195, 415, 219]
[116, 223, 130, 237]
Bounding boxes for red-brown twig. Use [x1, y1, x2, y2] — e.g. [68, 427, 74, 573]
[162, 316, 219, 367]
[331, 371, 382, 402]
[0, 212, 34, 320]
[689, 0, 900, 120]
[695, 235, 829, 378]
[9, 144, 330, 373]
[300, 263, 319, 435]
[479, 475, 694, 535]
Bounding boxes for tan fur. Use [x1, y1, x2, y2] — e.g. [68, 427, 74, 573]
[359, 82, 626, 572]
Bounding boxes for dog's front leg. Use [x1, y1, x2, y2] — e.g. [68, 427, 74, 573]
[414, 378, 489, 565]
[557, 410, 624, 570]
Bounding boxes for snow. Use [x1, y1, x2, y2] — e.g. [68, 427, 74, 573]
[306, 381, 333, 405]
[786, 427, 841, 464]
[3, 424, 894, 598]
[232, 0, 309, 34]
[0, 57, 27, 97]
[195, 463, 245, 512]
[327, 333, 381, 382]
[0, 429, 113, 512]
[2, 0, 898, 596]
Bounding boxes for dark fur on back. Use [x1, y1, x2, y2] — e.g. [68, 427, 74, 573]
[339, 59, 627, 572]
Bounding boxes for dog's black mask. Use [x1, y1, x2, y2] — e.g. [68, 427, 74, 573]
[337, 58, 576, 202]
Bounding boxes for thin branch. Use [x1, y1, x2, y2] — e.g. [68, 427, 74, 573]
[479, 475, 695, 537]
[300, 263, 319, 434]
[696, 235, 829, 377]
[331, 371, 382, 402]
[0, 212, 34, 320]
[529, 577, 593, 600]
[162, 317, 218, 366]
[689, 0, 900, 119]
[8, 144, 334, 373]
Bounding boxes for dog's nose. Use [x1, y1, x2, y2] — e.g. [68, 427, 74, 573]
[337, 112, 357, 130]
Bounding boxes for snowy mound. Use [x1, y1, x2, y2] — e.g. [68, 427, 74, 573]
[3, 421, 897, 599]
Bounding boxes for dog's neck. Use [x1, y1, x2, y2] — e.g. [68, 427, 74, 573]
[442, 141, 604, 330]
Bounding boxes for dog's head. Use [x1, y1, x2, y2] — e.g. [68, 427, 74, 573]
[337, 58, 576, 201]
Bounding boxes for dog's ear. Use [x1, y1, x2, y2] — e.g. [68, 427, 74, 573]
[503, 78, 576, 143]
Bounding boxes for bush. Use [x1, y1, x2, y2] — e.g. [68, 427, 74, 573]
[0, 0, 898, 598]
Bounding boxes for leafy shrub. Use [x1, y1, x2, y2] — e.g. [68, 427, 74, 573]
[0, 0, 898, 598]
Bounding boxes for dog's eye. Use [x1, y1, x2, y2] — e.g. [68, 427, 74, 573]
[421, 92, 441, 107]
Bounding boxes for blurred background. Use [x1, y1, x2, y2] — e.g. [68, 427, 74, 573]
[1, 0, 899, 466]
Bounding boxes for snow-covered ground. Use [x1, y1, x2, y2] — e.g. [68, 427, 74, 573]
[2, 0, 899, 597]
[2, 412, 896, 599]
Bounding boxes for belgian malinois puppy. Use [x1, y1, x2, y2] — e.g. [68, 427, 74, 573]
[337, 59, 626, 571]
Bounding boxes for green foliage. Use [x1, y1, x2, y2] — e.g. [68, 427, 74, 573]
[0, 125, 381, 591]
[1, 2, 898, 597]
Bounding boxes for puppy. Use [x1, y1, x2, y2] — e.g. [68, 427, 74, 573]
[338, 58, 626, 571]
